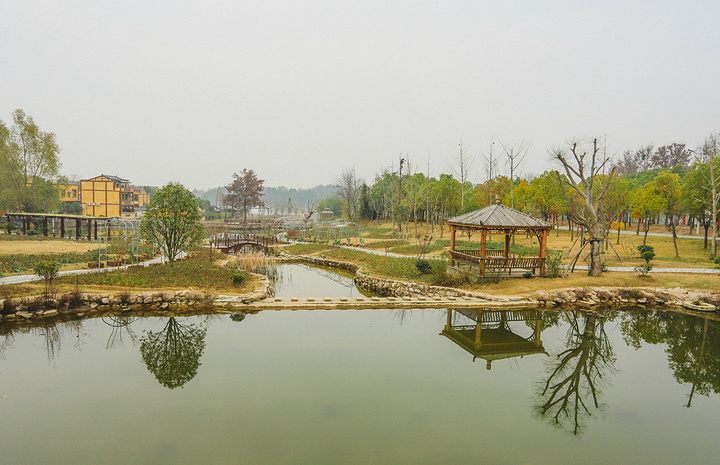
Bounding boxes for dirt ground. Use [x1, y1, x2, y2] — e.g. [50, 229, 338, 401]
[0, 239, 97, 255]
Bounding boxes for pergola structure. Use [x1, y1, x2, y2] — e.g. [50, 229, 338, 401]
[447, 198, 553, 276]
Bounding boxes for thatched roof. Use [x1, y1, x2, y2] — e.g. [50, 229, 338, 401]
[447, 203, 552, 229]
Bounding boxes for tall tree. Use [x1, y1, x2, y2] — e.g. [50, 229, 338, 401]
[140, 183, 204, 264]
[224, 169, 265, 221]
[499, 139, 529, 209]
[335, 168, 363, 222]
[651, 171, 683, 257]
[0, 109, 62, 212]
[651, 143, 693, 171]
[551, 138, 616, 276]
[448, 140, 474, 211]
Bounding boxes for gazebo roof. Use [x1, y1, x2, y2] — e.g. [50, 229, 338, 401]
[447, 203, 552, 229]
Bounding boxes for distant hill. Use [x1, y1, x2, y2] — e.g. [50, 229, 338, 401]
[194, 184, 337, 212]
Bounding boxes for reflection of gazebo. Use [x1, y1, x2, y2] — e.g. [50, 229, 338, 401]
[447, 197, 553, 276]
[441, 308, 546, 369]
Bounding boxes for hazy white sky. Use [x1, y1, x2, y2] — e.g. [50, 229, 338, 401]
[1, 1, 718, 190]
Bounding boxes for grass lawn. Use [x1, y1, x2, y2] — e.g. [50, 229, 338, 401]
[0, 252, 257, 300]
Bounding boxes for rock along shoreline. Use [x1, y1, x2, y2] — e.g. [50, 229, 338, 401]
[1, 254, 718, 324]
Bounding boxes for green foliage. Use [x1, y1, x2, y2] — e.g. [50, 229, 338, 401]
[545, 251, 564, 278]
[229, 313, 246, 323]
[714, 256, 720, 266]
[231, 271, 248, 286]
[0, 250, 97, 273]
[140, 318, 207, 389]
[61, 253, 245, 292]
[0, 109, 62, 212]
[33, 260, 60, 299]
[635, 245, 655, 276]
[523, 271, 534, 278]
[140, 183, 204, 263]
[415, 259, 432, 275]
[59, 201, 83, 215]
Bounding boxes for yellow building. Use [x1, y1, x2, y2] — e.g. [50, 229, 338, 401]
[59, 182, 81, 203]
[80, 174, 130, 217]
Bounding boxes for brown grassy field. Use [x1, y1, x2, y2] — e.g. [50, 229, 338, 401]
[0, 239, 97, 255]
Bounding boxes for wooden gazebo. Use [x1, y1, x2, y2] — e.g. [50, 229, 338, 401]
[447, 198, 552, 276]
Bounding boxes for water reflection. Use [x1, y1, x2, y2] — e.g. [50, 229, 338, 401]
[102, 316, 137, 349]
[534, 310, 616, 436]
[441, 308, 547, 369]
[619, 309, 720, 407]
[139, 317, 207, 389]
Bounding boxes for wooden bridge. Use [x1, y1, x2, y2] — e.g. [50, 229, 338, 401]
[216, 233, 278, 253]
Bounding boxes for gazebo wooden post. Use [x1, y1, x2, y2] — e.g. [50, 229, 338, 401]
[450, 225, 456, 267]
[480, 229, 487, 277]
[504, 232, 510, 258]
[539, 229, 548, 276]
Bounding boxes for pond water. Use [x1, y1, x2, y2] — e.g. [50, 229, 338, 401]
[1, 265, 719, 464]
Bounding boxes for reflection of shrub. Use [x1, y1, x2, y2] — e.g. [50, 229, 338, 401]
[415, 259, 432, 275]
[229, 313, 246, 322]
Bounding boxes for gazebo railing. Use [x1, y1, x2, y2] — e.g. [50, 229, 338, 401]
[455, 248, 514, 258]
[449, 250, 545, 275]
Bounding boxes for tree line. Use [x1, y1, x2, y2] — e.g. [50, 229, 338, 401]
[328, 134, 720, 275]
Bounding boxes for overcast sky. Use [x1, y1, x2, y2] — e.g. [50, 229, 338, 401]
[1, 1, 718, 190]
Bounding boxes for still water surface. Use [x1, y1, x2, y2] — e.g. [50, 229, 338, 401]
[1, 265, 719, 464]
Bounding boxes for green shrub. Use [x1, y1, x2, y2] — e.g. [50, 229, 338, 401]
[415, 259, 432, 275]
[713, 256, 720, 265]
[33, 261, 61, 300]
[231, 272, 248, 286]
[523, 271, 533, 278]
[545, 251, 564, 278]
[637, 244, 654, 255]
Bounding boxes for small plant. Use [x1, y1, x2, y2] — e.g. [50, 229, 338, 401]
[33, 261, 61, 301]
[713, 256, 720, 266]
[523, 271, 533, 279]
[545, 251, 564, 279]
[231, 271, 248, 286]
[634, 245, 655, 277]
[415, 259, 432, 275]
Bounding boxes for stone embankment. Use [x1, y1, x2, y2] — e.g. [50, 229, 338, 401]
[2, 254, 718, 323]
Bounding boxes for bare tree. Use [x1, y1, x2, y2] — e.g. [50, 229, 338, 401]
[499, 139, 529, 209]
[699, 134, 720, 258]
[335, 168, 363, 222]
[551, 138, 616, 276]
[481, 140, 499, 204]
[448, 139, 474, 211]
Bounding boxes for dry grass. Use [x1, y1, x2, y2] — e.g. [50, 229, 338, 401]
[471, 271, 720, 296]
[0, 238, 97, 255]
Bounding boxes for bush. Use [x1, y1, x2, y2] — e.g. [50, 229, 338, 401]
[713, 256, 720, 265]
[636, 244, 654, 255]
[231, 272, 248, 286]
[33, 261, 61, 300]
[415, 259, 432, 275]
[545, 251, 564, 278]
[523, 271, 533, 279]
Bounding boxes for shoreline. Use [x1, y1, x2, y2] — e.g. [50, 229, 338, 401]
[2, 254, 718, 325]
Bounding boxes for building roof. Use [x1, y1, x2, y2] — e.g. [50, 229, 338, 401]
[447, 203, 552, 229]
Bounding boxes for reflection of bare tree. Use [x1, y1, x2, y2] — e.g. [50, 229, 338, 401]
[69, 319, 89, 351]
[534, 311, 616, 436]
[0, 333, 15, 359]
[102, 316, 138, 349]
[139, 318, 207, 389]
[33, 324, 62, 365]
